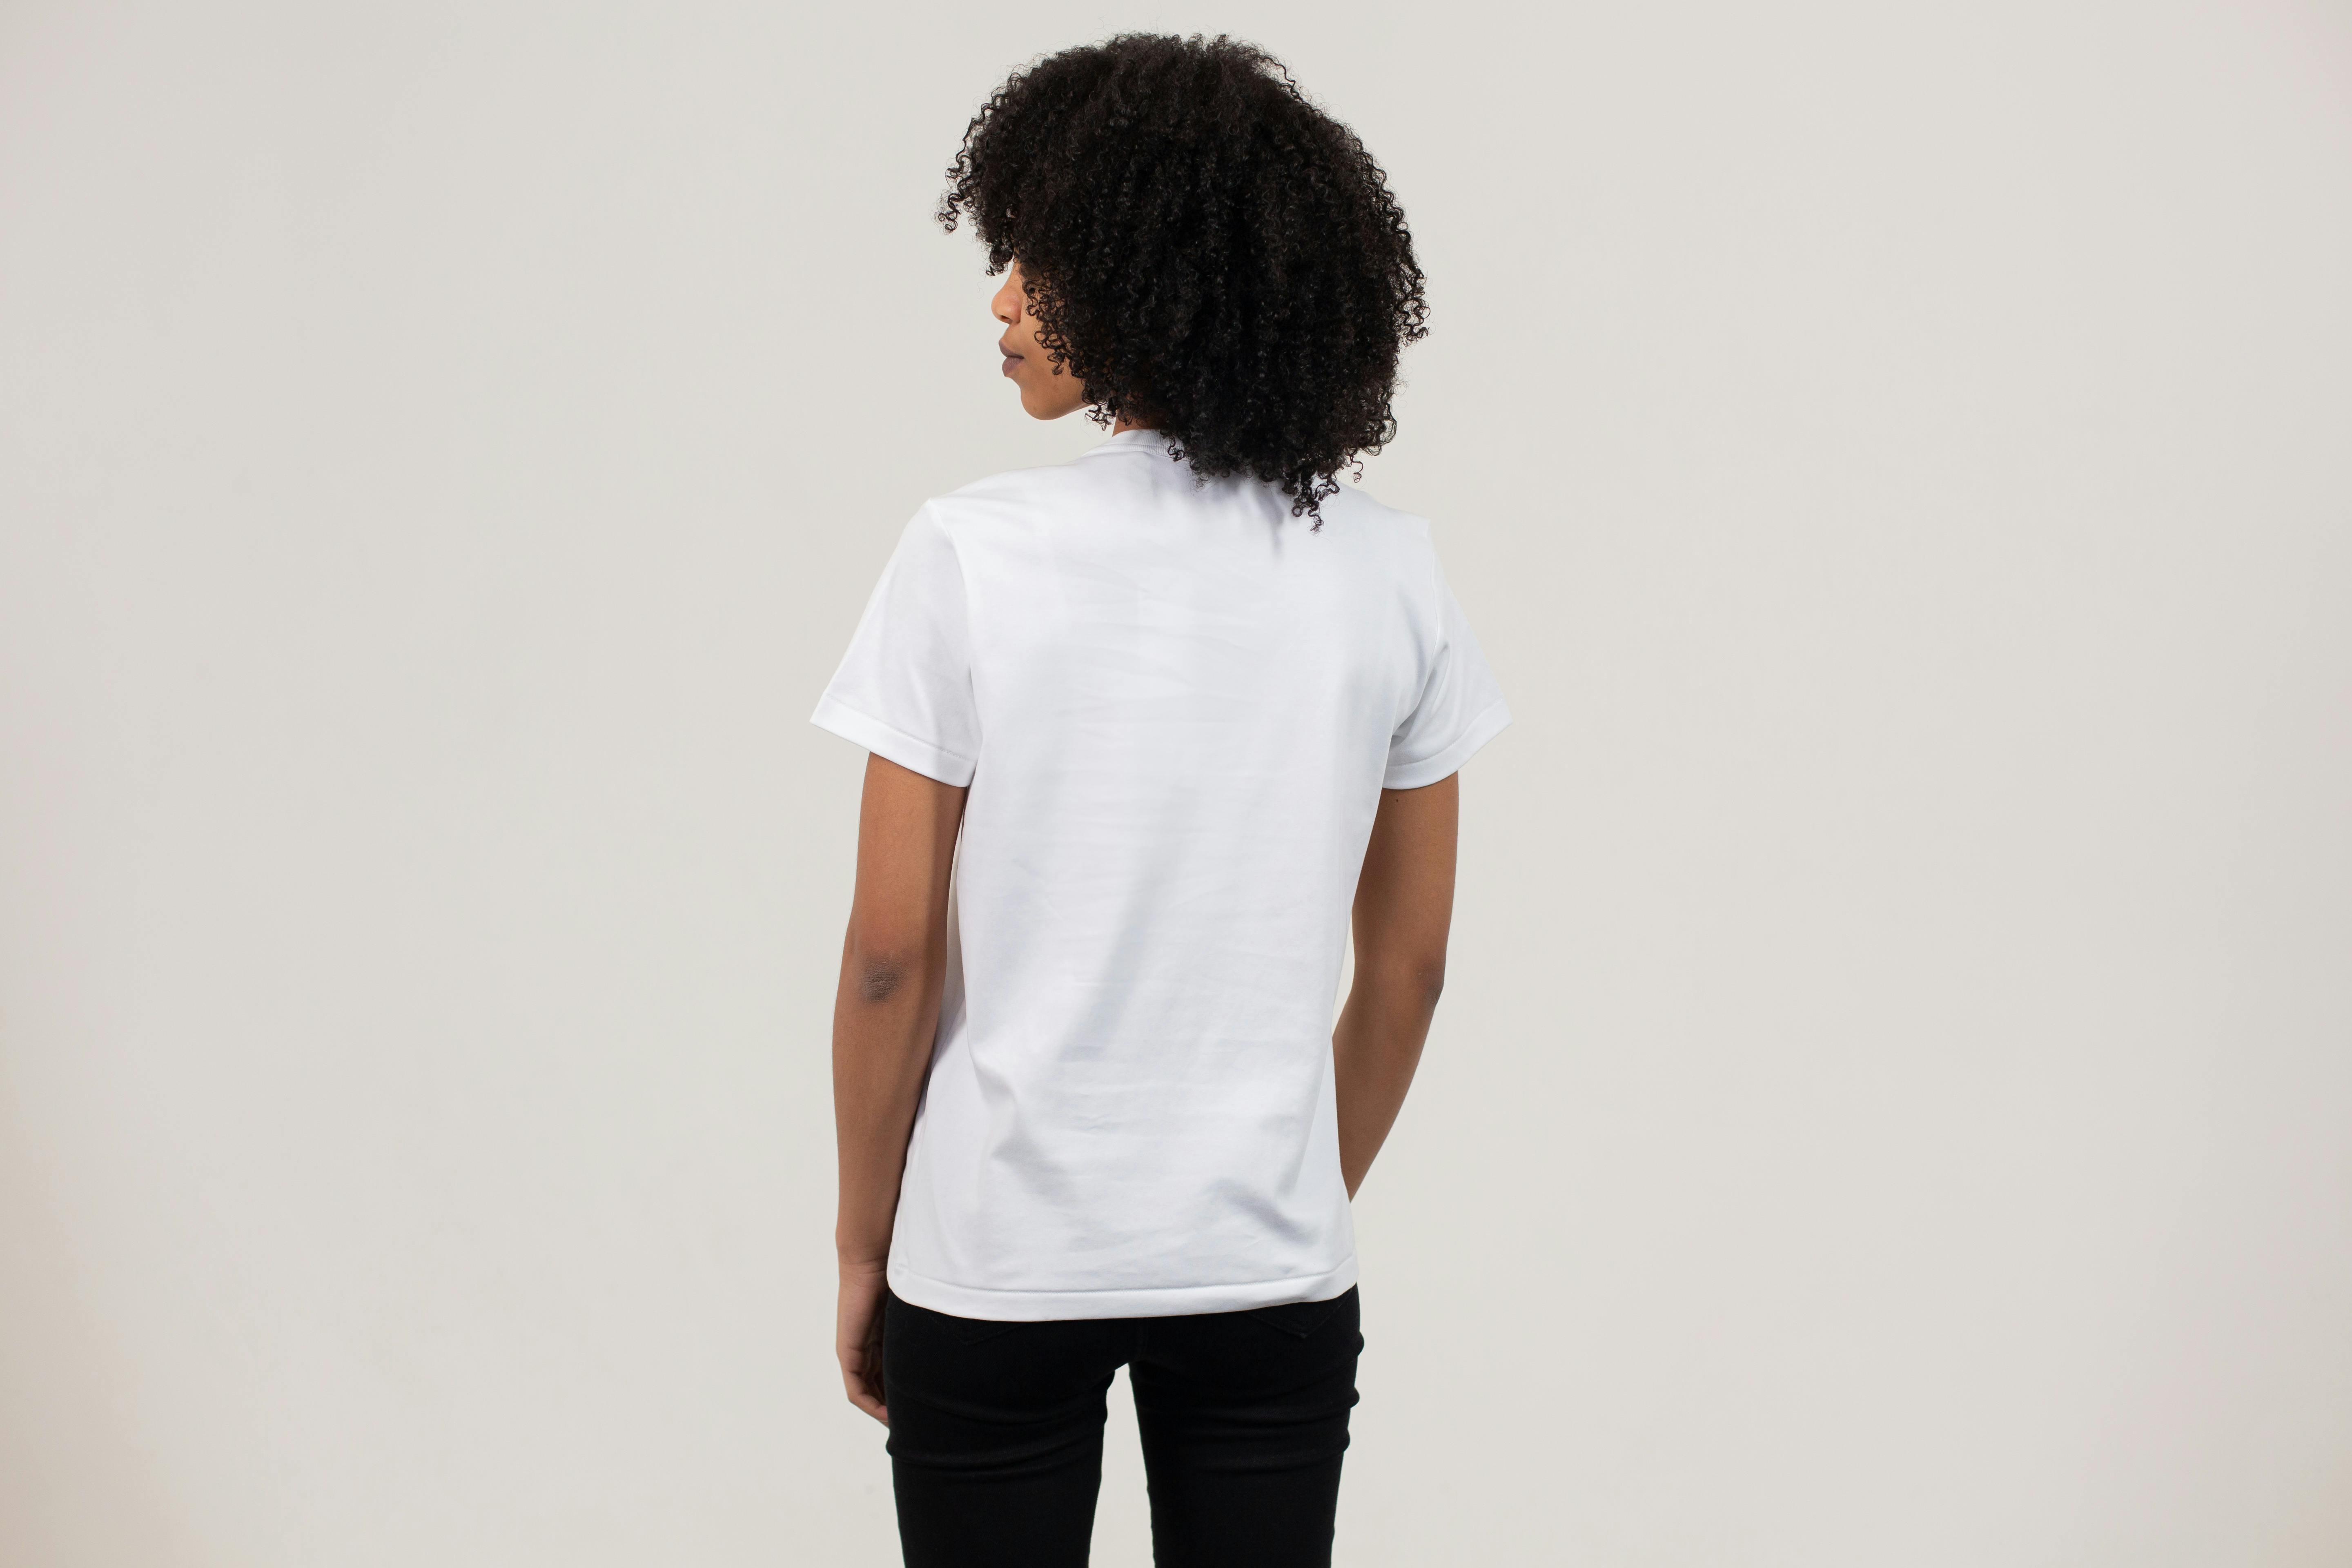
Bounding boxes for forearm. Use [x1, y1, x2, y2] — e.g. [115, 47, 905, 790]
[1332, 962, 1444, 1198]
[831, 932, 947, 1268]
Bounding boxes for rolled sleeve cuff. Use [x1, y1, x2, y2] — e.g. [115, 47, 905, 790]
[1382, 697, 1512, 790]
[811, 695, 978, 787]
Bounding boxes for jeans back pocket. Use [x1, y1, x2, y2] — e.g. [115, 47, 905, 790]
[945, 1314, 1021, 1347]
[1243, 1290, 1352, 1339]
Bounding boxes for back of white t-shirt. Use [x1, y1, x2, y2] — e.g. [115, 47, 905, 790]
[813, 428, 1509, 1320]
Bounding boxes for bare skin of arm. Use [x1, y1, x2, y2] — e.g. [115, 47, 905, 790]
[833, 754, 967, 1425]
[1332, 773, 1459, 1199]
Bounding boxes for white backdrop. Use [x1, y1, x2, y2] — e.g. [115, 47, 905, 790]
[4, 2, 2349, 1564]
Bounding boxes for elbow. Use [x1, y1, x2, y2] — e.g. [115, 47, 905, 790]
[856, 954, 912, 1003]
[1361, 951, 1446, 1015]
[844, 924, 936, 1006]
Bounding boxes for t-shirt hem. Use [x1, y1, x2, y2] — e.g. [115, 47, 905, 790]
[1383, 697, 1512, 790]
[810, 694, 977, 787]
[886, 1255, 1360, 1322]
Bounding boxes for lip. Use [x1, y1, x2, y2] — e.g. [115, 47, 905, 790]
[1000, 353, 1022, 378]
[998, 339, 1024, 376]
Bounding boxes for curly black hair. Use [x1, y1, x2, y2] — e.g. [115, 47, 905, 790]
[939, 33, 1429, 524]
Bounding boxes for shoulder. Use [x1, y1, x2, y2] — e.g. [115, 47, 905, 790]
[872, 466, 1083, 573]
[1315, 477, 1432, 542]
[921, 452, 1125, 532]
[1312, 478, 1444, 584]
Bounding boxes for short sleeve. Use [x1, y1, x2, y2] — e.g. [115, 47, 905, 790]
[811, 506, 981, 786]
[1384, 550, 1512, 789]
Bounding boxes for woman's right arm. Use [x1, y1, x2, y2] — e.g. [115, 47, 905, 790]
[1332, 772, 1459, 1199]
[832, 753, 967, 1423]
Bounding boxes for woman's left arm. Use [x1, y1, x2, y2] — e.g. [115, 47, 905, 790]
[832, 753, 967, 1424]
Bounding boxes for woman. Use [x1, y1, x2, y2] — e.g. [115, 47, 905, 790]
[813, 33, 1509, 1567]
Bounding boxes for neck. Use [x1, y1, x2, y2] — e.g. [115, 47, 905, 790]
[1111, 416, 1154, 435]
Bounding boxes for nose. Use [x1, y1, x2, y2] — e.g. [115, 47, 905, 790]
[992, 268, 1023, 327]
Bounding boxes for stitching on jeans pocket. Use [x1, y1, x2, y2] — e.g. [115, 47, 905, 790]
[1245, 1296, 1344, 1339]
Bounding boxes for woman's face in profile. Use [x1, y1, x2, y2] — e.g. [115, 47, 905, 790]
[992, 261, 1090, 421]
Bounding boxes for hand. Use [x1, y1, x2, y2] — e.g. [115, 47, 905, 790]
[837, 1259, 890, 1425]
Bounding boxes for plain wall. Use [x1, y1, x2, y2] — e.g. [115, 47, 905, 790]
[4, 1, 2349, 1563]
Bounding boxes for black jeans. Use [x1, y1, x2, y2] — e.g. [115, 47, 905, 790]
[882, 1286, 1363, 1567]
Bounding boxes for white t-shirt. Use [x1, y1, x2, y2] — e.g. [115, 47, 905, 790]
[813, 428, 1510, 1320]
